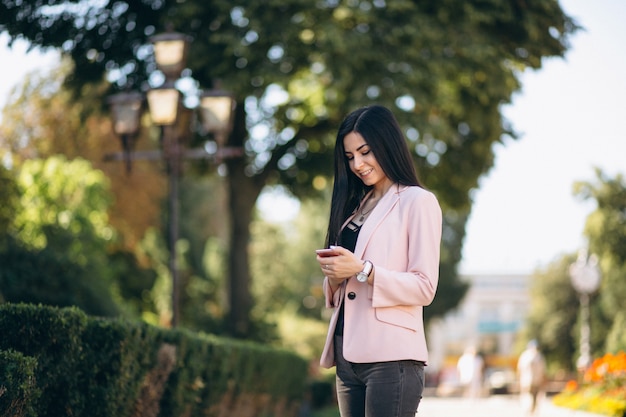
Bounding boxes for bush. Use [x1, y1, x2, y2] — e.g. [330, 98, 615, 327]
[0, 349, 40, 417]
[0, 303, 308, 417]
[0, 237, 119, 317]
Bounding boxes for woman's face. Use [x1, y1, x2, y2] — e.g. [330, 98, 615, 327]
[343, 131, 390, 189]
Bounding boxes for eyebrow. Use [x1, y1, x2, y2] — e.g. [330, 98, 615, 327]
[345, 143, 368, 154]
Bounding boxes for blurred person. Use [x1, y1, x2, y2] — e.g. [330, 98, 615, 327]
[517, 340, 546, 416]
[457, 346, 484, 399]
[316, 105, 443, 417]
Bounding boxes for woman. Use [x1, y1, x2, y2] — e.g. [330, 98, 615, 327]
[316, 105, 442, 417]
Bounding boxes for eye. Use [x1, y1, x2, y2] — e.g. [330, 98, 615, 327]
[345, 154, 354, 161]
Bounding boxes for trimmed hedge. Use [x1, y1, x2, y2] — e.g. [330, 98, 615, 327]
[0, 349, 40, 417]
[0, 303, 308, 417]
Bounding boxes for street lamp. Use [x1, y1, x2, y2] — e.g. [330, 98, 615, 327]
[147, 30, 189, 329]
[106, 29, 240, 328]
[106, 91, 143, 173]
[199, 89, 236, 145]
[146, 83, 180, 126]
[150, 31, 191, 81]
[569, 249, 602, 370]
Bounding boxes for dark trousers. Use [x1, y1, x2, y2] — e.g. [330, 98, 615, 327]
[334, 335, 424, 417]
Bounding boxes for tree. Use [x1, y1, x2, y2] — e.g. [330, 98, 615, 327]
[574, 169, 626, 353]
[0, 0, 579, 337]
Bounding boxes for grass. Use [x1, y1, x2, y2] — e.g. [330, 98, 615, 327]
[311, 405, 340, 417]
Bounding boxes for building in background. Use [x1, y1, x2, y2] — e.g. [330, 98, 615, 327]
[427, 273, 530, 395]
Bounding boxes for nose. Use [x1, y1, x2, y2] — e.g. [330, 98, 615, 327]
[352, 154, 364, 168]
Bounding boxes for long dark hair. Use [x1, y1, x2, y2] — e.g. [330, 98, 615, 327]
[325, 105, 422, 246]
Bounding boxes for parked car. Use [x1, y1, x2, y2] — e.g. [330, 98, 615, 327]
[485, 367, 518, 395]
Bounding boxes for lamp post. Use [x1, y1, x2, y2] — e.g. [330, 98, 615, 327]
[146, 81, 183, 327]
[106, 29, 241, 327]
[569, 249, 601, 370]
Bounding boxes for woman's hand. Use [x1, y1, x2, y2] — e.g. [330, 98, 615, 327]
[317, 246, 364, 287]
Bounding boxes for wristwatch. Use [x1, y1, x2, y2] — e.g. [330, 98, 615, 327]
[356, 260, 373, 283]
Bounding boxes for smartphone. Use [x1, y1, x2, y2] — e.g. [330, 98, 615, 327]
[316, 248, 338, 257]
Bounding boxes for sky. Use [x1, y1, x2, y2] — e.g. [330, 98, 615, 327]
[1, 0, 625, 275]
[0, 34, 60, 118]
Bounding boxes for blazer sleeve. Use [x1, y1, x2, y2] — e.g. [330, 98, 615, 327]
[371, 189, 442, 308]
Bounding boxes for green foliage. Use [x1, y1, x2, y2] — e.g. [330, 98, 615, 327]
[272, 308, 329, 363]
[311, 406, 340, 417]
[0, 236, 119, 317]
[576, 170, 626, 263]
[14, 156, 113, 250]
[0, 156, 123, 316]
[0, 166, 20, 246]
[0, 155, 161, 319]
[107, 249, 158, 317]
[176, 176, 230, 330]
[251, 195, 329, 321]
[425, 210, 470, 321]
[0, 349, 40, 417]
[606, 312, 626, 353]
[0, 304, 90, 416]
[521, 256, 580, 371]
[0, 303, 308, 417]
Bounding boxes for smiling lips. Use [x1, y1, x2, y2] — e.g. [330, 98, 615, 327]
[358, 168, 373, 178]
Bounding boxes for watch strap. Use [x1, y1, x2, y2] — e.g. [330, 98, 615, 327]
[361, 260, 373, 277]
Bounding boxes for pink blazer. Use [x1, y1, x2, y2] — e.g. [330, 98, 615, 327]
[319, 184, 442, 369]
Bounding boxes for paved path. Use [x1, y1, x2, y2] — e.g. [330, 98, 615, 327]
[417, 395, 601, 417]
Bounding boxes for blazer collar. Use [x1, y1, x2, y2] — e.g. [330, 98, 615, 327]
[351, 183, 406, 259]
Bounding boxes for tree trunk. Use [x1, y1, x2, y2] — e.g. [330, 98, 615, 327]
[223, 104, 266, 337]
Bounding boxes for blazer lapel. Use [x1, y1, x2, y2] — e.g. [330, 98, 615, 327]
[353, 184, 403, 259]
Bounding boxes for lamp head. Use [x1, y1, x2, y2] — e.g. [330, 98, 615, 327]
[199, 89, 236, 146]
[107, 91, 143, 136]
[149, 30, 192, 81]
[146, 82, 180, 126]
